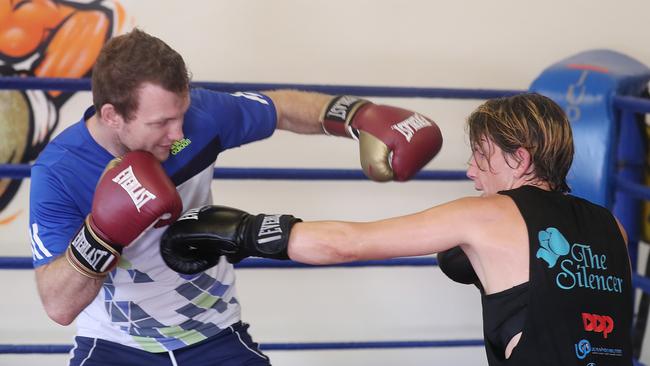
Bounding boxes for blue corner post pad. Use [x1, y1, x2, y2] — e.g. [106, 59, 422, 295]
[530, 50, 650, 208]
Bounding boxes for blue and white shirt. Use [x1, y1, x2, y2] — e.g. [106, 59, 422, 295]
[29, 88, 276, 352]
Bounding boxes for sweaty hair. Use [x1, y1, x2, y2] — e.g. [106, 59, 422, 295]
[467, 93, 574, 192]
[92, 28, 190, 120]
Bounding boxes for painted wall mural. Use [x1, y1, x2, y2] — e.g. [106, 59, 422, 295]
[0, 0, 130, 222]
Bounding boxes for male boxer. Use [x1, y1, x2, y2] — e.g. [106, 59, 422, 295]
[29, 28, 442, 365]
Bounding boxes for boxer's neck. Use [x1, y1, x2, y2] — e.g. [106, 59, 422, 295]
[86, 113, 126, 158]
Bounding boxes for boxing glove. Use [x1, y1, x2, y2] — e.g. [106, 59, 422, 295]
[66, 151, 182, 278]
[437, 246, 481, 288]
[160, 205, 301, 274]
[321, 95, 443, 181]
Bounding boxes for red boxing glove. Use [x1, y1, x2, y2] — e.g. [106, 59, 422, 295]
[321, 96, 442, 181]
[66, 151, 182, 278]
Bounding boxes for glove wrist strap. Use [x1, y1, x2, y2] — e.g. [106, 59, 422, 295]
[320, 95, 368, 139]
[66, 216, 122, 279]
[245, 214, 301, 260]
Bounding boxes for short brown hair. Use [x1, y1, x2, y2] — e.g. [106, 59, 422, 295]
[467, 93, 574, 192]
[92, 28, 190, 120]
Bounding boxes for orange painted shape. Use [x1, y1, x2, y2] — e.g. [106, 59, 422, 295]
[0, 0, 70, 58]
[114, 0, 126, 33]
[0, 209, 21, 225]
[566, 63, 610, 73]
[36, 10, 109, 78]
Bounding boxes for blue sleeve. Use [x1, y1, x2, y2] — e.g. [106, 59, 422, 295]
[29, 163, 84, 267]
[188, 88, 277, 150]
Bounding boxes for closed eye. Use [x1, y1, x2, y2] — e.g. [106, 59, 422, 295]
[147, 120, 170, 127]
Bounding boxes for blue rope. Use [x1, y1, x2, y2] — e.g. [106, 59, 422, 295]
[5, 77, 649, 108]
[0, 339, 483, 354]
[0, 76, 523, 100]
[212, 167, 468, 181]
[239, 257, 438, 268]
[9, 256, 650, 294]
[2, 342, 646, 364]
[613, 95, 650, 114]
[0, 256, 437, 270]
[7, 255, 650, 294]
[0, 77, 91, 92]
[0, 345, 71, 354]
[0, 164, 31, 179]
[260, 339, 485, 350]
[0, 164, 469, 180]
[616, 176, 650, 201]
[633, 274, 650, 294]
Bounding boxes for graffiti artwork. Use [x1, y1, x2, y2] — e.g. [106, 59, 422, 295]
[0, 0, 129, 219]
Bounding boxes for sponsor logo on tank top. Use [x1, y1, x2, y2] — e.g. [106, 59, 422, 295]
[582, 312, 614, 339]
[575, 339, 592, 359]
[536, 227, 625, 293]
[574, 338, 623, 360]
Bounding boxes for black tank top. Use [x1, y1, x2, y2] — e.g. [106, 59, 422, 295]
[481, 186, 632, 366]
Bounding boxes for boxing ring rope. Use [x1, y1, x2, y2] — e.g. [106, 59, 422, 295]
[0, 165, 469, 180]
[0, 256, 439, 270]
[0, 339, 485, 354]
[1, 77, 650, 365]
[0, 76, 523, 99]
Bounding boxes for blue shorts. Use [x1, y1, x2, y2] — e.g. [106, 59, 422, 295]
[68, 322, 270, 366]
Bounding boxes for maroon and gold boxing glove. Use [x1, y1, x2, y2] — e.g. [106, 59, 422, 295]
[321, 96, 443, 181]
[66, 151, 182, 278]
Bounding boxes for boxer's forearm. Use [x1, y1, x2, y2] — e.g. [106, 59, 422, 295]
[264, 90, 331, 134]
[34, 255, 104, 325]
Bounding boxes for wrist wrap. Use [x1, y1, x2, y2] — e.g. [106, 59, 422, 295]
[65, 216, 122, 279]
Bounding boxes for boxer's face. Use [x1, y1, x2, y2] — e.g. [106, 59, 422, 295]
[466, 137, 519, 196]
[116, 82, 189, 161]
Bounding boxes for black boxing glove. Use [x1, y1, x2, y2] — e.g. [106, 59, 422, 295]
[437, 246, 481, 288]
[160, 205, 301, 274]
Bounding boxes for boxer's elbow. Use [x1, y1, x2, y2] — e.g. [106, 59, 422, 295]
[35, 265, 81, 325]
[43, 300, 77, 326]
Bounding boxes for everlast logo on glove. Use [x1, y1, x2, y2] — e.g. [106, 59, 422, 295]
[70, 228, 112, 272]
[112, 165, 157, 212]
[321, 95, 369, 138]
[178, 207, 202, 221]
[257, 215, 284, 243]
[248, 214, 302, 259]
[391, 114, 434, 142]
[66, 217, 121, 279]
[325, 96, 365, 121]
